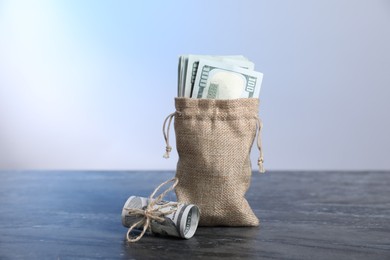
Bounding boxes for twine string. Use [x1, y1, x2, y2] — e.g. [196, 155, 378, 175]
[125, 178, 179, 242]
[162, 112, 177, 159]
[256, 117, 265, 173]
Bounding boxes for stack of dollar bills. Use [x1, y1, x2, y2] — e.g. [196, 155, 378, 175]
[178, 55, 263, 99]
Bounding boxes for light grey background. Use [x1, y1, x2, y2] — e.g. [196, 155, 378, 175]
[0, 0, 389, 170]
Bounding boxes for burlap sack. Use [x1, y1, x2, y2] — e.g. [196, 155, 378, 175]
[163, 97, 264, 226]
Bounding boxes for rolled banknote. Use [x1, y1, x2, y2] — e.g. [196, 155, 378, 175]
[122, 196, 200, 239]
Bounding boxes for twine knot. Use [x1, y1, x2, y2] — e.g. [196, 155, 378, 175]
[163, 146, 172, 159]
[125, 178, 179, 242]
[162, 112, 176, 159]
[258, 157, 265, 173]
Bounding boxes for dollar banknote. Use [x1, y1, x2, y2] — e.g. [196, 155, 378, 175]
[178, 55, 189, 97]
[180, 55, 255, 98]
[191, 59, 263, 99]
[122, 196, 200, 239]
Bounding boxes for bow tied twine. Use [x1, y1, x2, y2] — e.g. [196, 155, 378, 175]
[124, 178, 179, 242]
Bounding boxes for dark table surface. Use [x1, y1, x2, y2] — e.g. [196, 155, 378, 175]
[0, 171, 389, 260]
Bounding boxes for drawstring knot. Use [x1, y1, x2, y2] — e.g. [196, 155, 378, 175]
[162, 112, 177, 159]
[163, 146, 172, 159]
[258, 157, 264, 173]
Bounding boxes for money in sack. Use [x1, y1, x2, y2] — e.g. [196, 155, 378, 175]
[163, 98, 264, 226]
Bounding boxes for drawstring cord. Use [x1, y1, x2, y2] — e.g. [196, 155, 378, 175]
[256, 117, 265, 173]
[162, 112, 177, 159]
[163, 111, 264, 173]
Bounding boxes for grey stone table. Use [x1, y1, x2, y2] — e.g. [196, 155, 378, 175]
[0, 171, 389, 259]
